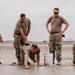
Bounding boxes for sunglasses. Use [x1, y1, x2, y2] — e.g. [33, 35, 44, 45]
[54, 12, 58, 14]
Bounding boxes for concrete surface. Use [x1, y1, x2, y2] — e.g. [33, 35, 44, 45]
[0, 43, 75, 75]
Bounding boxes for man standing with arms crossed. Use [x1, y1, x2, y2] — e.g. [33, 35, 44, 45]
[14, 13, 31, 65]
[46, 8, 69, 65]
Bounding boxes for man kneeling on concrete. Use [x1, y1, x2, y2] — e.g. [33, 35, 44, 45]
[23, 44, 42, 69]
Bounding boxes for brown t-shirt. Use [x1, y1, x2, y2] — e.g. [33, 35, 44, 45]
[14, 18, 31, 35]
[46, 15, 67, 33]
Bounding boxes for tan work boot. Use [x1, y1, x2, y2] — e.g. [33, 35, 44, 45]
[57, 61, 61, 65]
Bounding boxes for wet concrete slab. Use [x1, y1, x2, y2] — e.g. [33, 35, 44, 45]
[0, 44, 75, 75]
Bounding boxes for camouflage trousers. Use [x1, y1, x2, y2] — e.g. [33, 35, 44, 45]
[13, 34, 24, 65]
[49, 33, 62, 62]
[72, 44, 75, 63]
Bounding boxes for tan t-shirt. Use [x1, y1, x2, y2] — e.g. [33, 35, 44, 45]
[14, 18, 31, 35]
[46, 15, 67, 33]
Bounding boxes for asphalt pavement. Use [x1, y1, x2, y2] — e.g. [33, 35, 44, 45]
[0, 43, 75, 75]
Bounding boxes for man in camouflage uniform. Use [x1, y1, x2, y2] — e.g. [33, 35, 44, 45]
[13, 13, 31, 65]
[0, 34, 2, 43]
[46, 8, 69, 65]
[72, 44, 75, 64]
[0, 34, 2, 64]
[23, 44, 42, 69]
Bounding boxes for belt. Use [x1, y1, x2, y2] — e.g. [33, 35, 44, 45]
[15, 33, 28, 36]
[50, 32, 65, 38]
[50, 32, 59, 34]
[15, 33, 21, 36]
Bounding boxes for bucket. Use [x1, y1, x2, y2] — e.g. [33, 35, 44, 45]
[44, 53, 53, 66]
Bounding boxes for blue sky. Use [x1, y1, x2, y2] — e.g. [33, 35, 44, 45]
[0, 0, 75, 41]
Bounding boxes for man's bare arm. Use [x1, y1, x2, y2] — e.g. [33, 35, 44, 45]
[46, 23, 50, 33]
[26, 26, 31, 35]
[60, 22, 69, 35]
[19, 28, 28, 43]
[37, 54, 40, 66]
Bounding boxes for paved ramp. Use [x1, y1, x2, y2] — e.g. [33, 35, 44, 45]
[0, 44, 75, 75]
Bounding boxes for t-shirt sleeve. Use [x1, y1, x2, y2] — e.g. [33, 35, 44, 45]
[27, 19, 31, 27]
[36, 48, 40, 54]
[16, 23, 22, 30]
[61, 17, 67, 24]
[46, 16, 53, 24]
